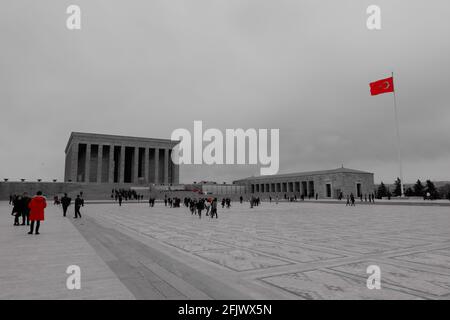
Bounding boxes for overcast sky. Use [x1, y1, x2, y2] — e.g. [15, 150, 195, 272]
[1, 0, 449, 184]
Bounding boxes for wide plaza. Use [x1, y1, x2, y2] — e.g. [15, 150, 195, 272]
[0, 201, 449, 299]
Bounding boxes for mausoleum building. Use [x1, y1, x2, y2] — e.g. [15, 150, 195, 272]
[64, 132, 179, 185]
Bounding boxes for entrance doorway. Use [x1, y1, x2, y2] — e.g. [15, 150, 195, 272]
[325, 183, 332, 198]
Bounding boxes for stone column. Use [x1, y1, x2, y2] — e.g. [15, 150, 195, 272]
[119, 145, 125, 183]
[172, 163, 179, 185]
[85, 143, 91, 183]
[108, 145, 114, 183]
[154, 148, 159, 184]
[144, 147, 149, 184]
[97, 144, 103, 183]
[133, 147, 139, 183]
[164, 149, 169, 184]
[71, 142, 79, 182]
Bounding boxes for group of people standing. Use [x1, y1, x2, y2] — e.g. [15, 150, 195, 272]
[184, 197, 218, 219]
[112, 188, 144, 202]
[9, 191, 87, 235]
[342, 193, 376, 206]
[220, 198, 232, 209]
[164, 196, 181, 208]
[10, 193, 31, 226]
[345, 193, 356, 206]
[10, 191, 46, 234]
[250, 196, 261, 207]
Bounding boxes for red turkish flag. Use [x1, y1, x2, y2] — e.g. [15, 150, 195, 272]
[370, 77, 394, 96]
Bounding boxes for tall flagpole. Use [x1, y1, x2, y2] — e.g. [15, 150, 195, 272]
[392, 71, 404, 196]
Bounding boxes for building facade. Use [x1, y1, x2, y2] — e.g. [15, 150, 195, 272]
[64, 132, 179, 185]
[233, 167, 374, 199]
[184, 183, 247, 195]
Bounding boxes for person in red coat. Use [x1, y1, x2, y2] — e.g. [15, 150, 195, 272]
[28, 191, 47, 235]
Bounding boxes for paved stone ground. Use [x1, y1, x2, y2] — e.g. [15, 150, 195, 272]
[1, 201, 449, 299]
[0, 202, 134, 299]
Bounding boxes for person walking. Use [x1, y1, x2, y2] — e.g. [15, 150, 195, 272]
[11, 195, 22, 226]
[189, 199, 196, 215]
[74, 195, 83, 218]
[210, 198, 218, 219]
[61, 193, 72, 217]
[205, 199, 211, 216]
[21, 192, 31, 225]
[197, 200, 204, 219]
[28, 191, 46, 235]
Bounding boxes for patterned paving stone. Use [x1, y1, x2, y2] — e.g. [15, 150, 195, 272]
[3, 201, 449, 299]
[162, 238, 232, 252]
[260, 270, 423, 300]
[248, 243, 345, 263]
[194, 248, 292, 271]
[391, 248, 450, 270]
[311, 238, 399, 254]
[330, 261, 450, 298]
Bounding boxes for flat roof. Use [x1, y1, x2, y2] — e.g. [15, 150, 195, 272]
[65, 132, 178, 153]
[233, 167, 373, 183]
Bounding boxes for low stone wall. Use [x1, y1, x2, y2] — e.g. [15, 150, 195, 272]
[0, 182, 149, 200]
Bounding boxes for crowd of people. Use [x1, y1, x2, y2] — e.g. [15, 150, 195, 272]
[9, 191, 46, 234]
[9, 191, 87, 235]
[183, 197, 219, 219]
[112, 189, 144, 202]
[164, 196, 181, 208]
[338, 192, 376, 205]
[112, 188, 146, 206]
[8, 188, 382, 236]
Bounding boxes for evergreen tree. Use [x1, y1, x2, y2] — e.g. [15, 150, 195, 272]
[393, 177, 402, 197]
[413, 179, 424, 197]
[425, 180, 438, 199]
[437, 184, 450, 200]
[405, 187, 414, 197]
[386, 188, 392, 200]
[377, 182, 387, 198]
